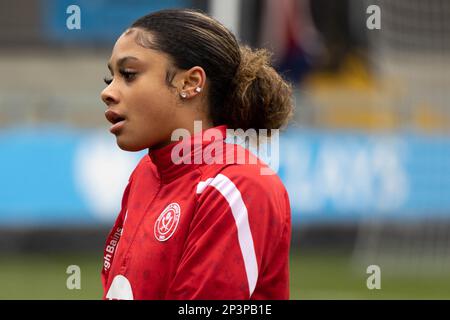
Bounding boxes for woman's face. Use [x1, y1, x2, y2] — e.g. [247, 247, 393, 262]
[101, 28, 182, 152]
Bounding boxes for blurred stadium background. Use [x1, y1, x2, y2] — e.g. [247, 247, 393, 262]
[1, 0, 450, 299]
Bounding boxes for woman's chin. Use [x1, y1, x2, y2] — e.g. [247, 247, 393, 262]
[116, 136, 146, 152]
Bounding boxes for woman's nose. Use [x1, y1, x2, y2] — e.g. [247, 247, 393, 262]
[101, 86, 119, 106]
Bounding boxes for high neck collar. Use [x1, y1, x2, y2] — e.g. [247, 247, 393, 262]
[148, 125, 228, 183]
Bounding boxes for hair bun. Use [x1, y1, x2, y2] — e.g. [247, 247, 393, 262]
[226, 45, 294, 132]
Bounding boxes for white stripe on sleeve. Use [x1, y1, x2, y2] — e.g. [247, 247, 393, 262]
[197, 174, 258, 297]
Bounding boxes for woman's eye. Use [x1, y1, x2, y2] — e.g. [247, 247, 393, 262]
[103, 76, 113, 85]
[120, 70, 137, 82]
[103, 70, 137, 85]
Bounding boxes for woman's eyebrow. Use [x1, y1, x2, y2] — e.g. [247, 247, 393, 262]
[107, 56, 140, 71]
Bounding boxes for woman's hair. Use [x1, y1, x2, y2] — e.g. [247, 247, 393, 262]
[131, 9, 293, 131]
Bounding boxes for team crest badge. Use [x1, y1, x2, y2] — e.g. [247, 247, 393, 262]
[154, 203, 181, 242]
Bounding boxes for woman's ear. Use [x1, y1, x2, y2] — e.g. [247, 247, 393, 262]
[179, 66, 206, 99]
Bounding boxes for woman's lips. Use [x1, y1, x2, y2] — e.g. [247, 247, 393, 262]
[110, 120, 126, 134]
[105, 109, 127, 135]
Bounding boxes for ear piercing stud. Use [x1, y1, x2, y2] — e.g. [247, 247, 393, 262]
[180, 88, 201, 98]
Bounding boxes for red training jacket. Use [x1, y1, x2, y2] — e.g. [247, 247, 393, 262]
[101, 125, 291, 299]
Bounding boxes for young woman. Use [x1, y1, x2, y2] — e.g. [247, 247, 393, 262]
[100, 9, 293, 300]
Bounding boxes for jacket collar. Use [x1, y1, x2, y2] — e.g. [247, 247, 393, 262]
[148, 125, 228, 183]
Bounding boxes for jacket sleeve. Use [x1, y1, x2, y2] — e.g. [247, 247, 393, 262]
[165, 169, 290, 300]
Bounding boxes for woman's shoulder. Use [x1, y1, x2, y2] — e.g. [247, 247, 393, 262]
[198, 159, 287, 199]
[224, 163, 285, 192]
[196, 160, 291, 232]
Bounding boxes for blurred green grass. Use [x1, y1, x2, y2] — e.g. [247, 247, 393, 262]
[0, 252, 450, 299]
[290, 251, 450, 299]
[0, 253, 103, 299]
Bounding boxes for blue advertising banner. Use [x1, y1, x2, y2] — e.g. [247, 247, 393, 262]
[279, 130, 450, 224]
